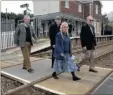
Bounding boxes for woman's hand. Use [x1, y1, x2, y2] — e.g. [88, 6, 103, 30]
[60, 53, 65, 59]
[60, 53, 64, 57]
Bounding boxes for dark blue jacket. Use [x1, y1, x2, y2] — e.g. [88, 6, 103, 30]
[54, 32, 71, 60]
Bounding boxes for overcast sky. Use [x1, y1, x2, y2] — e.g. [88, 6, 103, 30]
[1, 1, 113, 14]
[101, 1, 113, 14]
[1, 1, 33, 14]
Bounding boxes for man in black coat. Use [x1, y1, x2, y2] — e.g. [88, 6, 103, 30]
[68, 23, 72, 37]
[49, 16, 61, 68]
[80, 16, 97, 73]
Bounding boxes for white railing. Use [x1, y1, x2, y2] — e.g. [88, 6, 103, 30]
[70, 35, 113, 48]
[1, 31, 15, 50]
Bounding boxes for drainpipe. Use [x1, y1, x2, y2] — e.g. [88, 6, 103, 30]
[89, 0, 93, 16]
[89, 2, 92, 16]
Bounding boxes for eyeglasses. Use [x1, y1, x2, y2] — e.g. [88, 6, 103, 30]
[62, 26, 69, 29]
[89, 20, 94, 22]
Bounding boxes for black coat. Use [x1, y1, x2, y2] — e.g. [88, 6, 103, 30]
[68, 24, 72, 34]
[80, 24, 96, 50]
[49, 22, 60, 46]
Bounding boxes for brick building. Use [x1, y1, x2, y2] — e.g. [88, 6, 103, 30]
[32, 0, 102, 37]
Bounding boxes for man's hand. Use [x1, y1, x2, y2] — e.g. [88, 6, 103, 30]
[60, 53, 65, 60]
[32, 37, 38, 44]
[52, 45, 55, 48]
[82, 47, 87, 53]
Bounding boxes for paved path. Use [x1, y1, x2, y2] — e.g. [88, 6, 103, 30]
[92, 72, 113, 95]
[1, 59, 52, 82]
[1, 38, 113, 95]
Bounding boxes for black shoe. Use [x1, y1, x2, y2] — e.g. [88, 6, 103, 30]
[28, 68, 34, 73]
[52, 72, 59, 79]
[89, 69, 98, 73]
[73, 76, 81, 81]
[22, 67, 26, 70]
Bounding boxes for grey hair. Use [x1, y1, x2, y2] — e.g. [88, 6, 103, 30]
[23, 15, 30, 20]
[87, 15, 93, 20]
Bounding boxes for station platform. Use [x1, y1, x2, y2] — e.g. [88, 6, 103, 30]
[1, 59, 113, 95]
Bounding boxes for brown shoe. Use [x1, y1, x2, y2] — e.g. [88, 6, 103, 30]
[28, 68, 34, 73]
[89, 69, 98, 73]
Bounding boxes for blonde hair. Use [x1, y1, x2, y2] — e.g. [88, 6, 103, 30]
[60, 22, 69, 39]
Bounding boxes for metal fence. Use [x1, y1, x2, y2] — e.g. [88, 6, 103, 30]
[1, 19, 16, 51]
[1, 19, 15, 32]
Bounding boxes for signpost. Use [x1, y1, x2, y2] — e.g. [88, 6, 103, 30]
[20, 3, 31, 15]
[20, 3, 29, 8]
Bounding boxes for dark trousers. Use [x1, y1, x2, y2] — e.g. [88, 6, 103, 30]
[51, 47, 55, 68]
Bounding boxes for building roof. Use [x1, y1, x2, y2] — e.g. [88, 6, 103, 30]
[77, 0, 92, 4]
[78, 0, 103, 7]
[32, 12, 85, 22]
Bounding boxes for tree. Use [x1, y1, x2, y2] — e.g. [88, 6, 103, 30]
[1, 12, 34, 27]
[107, 11, 113, 22]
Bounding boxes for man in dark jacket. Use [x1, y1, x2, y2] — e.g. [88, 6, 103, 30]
[14, 15, 37, 73]
[80, 16, 97, 73]
[49, 16, 61, 68]
[68, 22, 72, 37]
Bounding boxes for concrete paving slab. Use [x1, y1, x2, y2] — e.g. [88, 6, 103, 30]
[1, 59, 52, 83]
[104, 78, 113, 86]
[92, 84, 113, 95]
[91, 72, 113, 95]
[111, 74, 113, 79]
[36, 65, 112, 95]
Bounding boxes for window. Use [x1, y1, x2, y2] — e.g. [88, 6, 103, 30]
[95, 5, 98, 15]
[78, 4, 82, 13]
[65, 0, 69, 8]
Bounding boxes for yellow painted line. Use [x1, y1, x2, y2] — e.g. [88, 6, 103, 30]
[1, 71, 65, 95]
